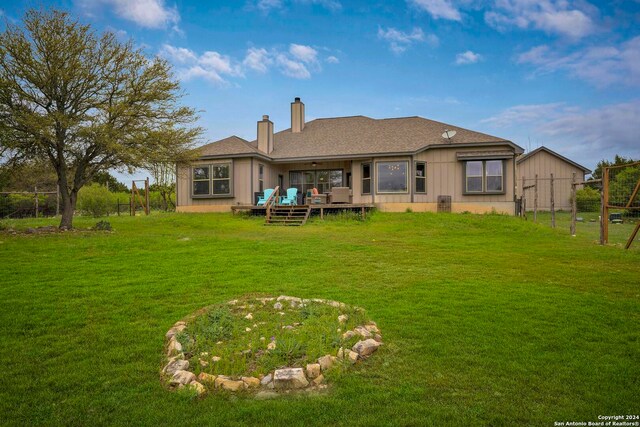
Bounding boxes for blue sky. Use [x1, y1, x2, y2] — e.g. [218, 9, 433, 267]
[2, 0, 640, 181]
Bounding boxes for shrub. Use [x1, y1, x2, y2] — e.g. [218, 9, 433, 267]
[574, 187, 600, 212]
[77, 184, 115, 217]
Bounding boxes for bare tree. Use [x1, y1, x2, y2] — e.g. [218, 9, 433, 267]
[0, 9, 202, 228]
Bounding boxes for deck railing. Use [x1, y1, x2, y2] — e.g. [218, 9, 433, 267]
[265, 186, 280, 222]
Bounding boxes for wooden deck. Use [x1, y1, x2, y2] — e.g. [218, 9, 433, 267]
[231, 203, 375, 219]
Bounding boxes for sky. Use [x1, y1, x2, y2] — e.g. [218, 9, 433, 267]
[2, 0, 640, 182]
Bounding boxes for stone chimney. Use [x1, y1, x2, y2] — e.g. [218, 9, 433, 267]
[291, 97, 305, 133]
[257, 115, 274, 154]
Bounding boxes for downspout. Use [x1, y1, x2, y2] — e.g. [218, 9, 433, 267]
[250, 157, 254, 205]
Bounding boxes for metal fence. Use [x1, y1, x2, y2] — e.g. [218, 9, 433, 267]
[0, 188, 59, 219]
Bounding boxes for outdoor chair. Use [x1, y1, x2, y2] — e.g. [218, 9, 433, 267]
[257, 189, 274, 206]
[329, 187, 351, 204]
[280, 188, 298, 205]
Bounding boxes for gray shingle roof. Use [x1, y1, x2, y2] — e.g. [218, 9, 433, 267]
[198, 115, 519, 160]
[517, 146, 591, 173]
[198, 135, 258, 157]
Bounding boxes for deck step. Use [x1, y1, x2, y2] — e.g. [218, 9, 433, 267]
[265, 205, 311, 226]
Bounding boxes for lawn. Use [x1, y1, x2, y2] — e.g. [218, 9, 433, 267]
[0, 212, 638, 426]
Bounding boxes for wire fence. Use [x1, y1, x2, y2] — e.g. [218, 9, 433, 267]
[0, 189, 59, 219]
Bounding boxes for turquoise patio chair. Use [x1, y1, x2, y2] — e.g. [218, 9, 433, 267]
[280, 188, 298, 205]
[257, 189, 274, 206]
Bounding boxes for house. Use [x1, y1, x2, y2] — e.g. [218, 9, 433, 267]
[176, 98, 525, 214]
[516, 146, 592, 211]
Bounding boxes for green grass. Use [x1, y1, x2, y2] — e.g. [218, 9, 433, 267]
[0, 211, 638, 426]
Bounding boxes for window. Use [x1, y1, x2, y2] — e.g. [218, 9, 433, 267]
[465, 160, 504, 194]
[377, 161, 408, 194]
[258, 164, 264, 192]
[192, 162, 232, 197]
[288, 170, 344, 195]
[415, 162, 426, 193]
[362, 163, 371, 195]
[192, 166, 210, 195]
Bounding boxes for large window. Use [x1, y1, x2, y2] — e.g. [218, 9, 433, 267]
[362, 163, 371, 195]
[464, 160, 504, 194]
[288, 169, 343, 195]
[192, 163, 232, 197]
[415, 162, 426, 193]
[377, 161, 408, 194]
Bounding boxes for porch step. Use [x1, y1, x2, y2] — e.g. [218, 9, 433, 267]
[265, 205, 311, 226]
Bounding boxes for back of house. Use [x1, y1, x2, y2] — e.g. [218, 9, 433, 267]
[176, 98, 525, 214]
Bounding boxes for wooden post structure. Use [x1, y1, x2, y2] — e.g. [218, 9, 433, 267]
[570, 172, 577, 236]
[599, 186, 605, 245]
[534, 174, 538, 222]
[521, 176, 526, 219]
[34, 186, 39, 218]
[602, 167, 609, 244]
[550, 173, 555, 228]
[145, 177, 150, 216]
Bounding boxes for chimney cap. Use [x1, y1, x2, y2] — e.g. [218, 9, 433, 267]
[294, 97, 301, 102]
[262, 115, 269, 121]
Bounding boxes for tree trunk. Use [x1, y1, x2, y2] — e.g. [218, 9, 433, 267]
[59, 187, 78, 229]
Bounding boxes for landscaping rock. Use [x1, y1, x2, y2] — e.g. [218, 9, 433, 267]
[318, 355, 337, 371]
[199, 359, 208, 368]
[167, 337, 183, 356]
[171, 370, 196, 386]
[242, 376, 261, 388]
[348, 350, 359, 364]
[374, 334, 383, 343]
[163, 358, 189, 375]
[352, 339, 381, 357]
[277, 295, 302, 303]
[338, 314, 348, 323]
[312, 374, 324, 386]
[165, 324, 186, 339]
[245, 313, 253, 320]
[261, 373, 273, 386]
[354, 326, 373, 338]
[274, 368, 309, 389]
[306, 363, 321, 379]
[197, 373, 216, 384]
[267, 341, 276, 350]
[211, 356, 221, 362]
[273, 302, 283, 310]
[337, 347, 345, 359]
[215, 376, 244, 392]
[189, 381, 206, 396]
[364, 323, 380, 334]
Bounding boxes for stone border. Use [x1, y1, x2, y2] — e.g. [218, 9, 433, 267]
[161, 295, 383, 398]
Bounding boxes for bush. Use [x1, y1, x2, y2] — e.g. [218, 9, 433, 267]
[77, 184, 116, 217]
[575, 187, 600, 212]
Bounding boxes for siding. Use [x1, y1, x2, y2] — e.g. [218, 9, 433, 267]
[517, 150, 586, 211]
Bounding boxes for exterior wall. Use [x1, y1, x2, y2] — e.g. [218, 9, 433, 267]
[517, 150, 586, 211]
[176, 158, 253, 211]
[176, 144, 518, 215]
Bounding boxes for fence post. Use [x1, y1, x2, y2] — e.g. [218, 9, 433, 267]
[600, 185, 605, 245]
[602, 167, 609, 244]
[145, 177, 150, 215]
[550, 173, 555, 228]
[34, 186, 39, 218]
[521, 176, 526, 219]
[570, 172, 576, 236]
[534, 174, 538, 223]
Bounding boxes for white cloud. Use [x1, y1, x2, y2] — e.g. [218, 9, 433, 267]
[256, 0, 283, 12]
[289, 44, 318, 63]
[482, 101, 640, 161]
[484, 0, 596, 39]
[455, 50, 482, 65]
[409, 0, 461, 21]
[296, 0, 342, 11]
[326, 55, 340, 64]
[517, 36, 640, 87]
[160, 43, 336, 83]
[276, 54, 311, 79]
[77, 0, 180, 30]
[378, 27, 436, 54]
[159, 44, 242, 85]
[243, 48, 273, 73]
